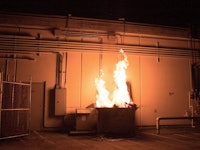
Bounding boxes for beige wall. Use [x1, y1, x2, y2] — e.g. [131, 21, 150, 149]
[140, 56, 190, 125]
[16, 53, 62, 127]
[0, 49, 192, 127]
[66, 51, 191, 126]
[0, 53, 63, 127]
[0, 13, 197, 128]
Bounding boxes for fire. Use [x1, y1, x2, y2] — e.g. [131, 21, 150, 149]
[95, 77, 113, 108]
[95, 49, 132, 108]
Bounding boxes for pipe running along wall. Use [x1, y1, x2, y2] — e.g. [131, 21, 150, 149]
[0, 35, 199, 58]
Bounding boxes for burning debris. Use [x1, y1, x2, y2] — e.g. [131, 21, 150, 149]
[95, 49, 135, 108]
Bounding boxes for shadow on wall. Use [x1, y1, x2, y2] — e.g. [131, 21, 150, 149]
[49, 89, 55, 117]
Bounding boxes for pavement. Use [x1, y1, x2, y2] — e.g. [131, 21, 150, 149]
[0, 126, 200, 150]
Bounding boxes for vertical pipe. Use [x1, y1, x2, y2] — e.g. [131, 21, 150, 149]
[191, 106, 195, 128]
[59, 53, 63, 88]
[56, 53, 59, 88]
[56, 53, 64, 88]
[64, 52, 67, 88]
[157, 42, 160, 62]
[14, 59, 17, 82]
[5, 59, 8, 81]
[0, 72, 2, 136]
[188, 59, 195, 127]
[61, 53, 67, 88]
[99, 50, 103, 77]
[139, 56, 142, 127]
[56, 52, 67, 88]
[11, 80, 14, 109]
[156, 117, 160, 134]
[28, 77, 32, 135]
[122, 19, 125, 45]
[80, 53, 83, 108]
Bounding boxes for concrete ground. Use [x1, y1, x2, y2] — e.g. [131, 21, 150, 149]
[0, 126, 200, 150]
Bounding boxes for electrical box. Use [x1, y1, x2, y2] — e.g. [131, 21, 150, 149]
[55, 88, 66, 116]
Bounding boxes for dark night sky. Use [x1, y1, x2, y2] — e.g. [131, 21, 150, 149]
[0, 0, 200, 27]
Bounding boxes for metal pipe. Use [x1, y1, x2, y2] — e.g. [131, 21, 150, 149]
[28, 77, 32, 136]
[56, 53, 59, 88]
[80, 53, 83, 108]
[156, 116, 200, 134]
[0, 72, 2, 136]
[0, 36, 199, 58]
[64, 52, 67, 88]
[0, 23, 192, 47]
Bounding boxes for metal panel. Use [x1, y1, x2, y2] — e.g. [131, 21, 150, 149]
[55, 88, 66, 116]
[97, 107, 136, 136]
[31, 82, 45, 131]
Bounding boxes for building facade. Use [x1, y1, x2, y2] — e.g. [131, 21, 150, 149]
[0, 12, 200, 132]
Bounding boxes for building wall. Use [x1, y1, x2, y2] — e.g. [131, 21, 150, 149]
[0, 12, 199, 128]
[139, 56, 190, 125]
[66, 52, 191, 126]
[0, 53, 63, 127]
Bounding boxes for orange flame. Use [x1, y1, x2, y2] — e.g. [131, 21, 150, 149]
[95, 49, 131, 108]
[95, 77, 113, 108]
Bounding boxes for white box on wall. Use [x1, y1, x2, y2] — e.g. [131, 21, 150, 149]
[55, 88, 66, 116]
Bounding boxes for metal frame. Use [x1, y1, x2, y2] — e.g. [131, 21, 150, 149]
[0, 78, 31, 140]
[156, 116, 200, 134]
[0, 72, 2, 137]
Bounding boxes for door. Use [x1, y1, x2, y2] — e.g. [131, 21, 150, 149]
[31, 82, 45, 131]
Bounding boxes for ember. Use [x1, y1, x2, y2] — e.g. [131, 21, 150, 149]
[95, 49, 133, 108]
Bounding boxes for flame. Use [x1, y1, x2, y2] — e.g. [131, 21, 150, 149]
[95, 77, 113, 108]
[95, 49, 131, 108]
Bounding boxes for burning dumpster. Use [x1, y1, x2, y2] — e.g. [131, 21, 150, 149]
[95, 49, 137, 136]
[97, 105, 137, 136]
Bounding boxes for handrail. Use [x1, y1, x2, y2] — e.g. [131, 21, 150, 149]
[156, 116, 200, 134]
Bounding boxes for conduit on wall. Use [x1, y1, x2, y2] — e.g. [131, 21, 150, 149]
[55, 52, 67, 116]
[0, 35, 200, 58]
[56, 52, 67, 88]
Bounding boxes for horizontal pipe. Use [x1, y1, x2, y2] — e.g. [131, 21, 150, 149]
[156, 116, 200, 134]
[0, 36, 199, 58]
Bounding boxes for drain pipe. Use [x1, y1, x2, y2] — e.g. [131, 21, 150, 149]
[156, 116, 200, 134]
[56, 53, 61, 88]
[56, 52, 67, 88]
